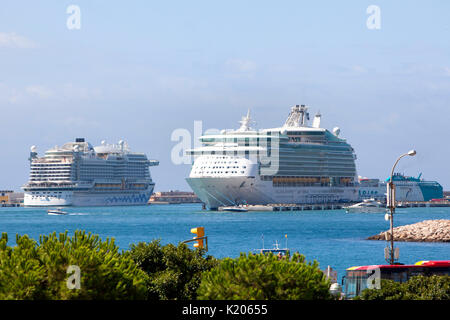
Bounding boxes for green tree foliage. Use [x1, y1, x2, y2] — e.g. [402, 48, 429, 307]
[358, 275, 450, 300]
[197, 252, 332, 300]
[129, 240, 218, 300]
[0, 231, 148, 300]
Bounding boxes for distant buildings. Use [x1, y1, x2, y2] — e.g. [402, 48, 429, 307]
[0, 190, 24, 206]
[148, 191, 202, 204]
[0, 190, 13, 203]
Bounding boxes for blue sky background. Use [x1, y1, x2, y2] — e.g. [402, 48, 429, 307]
[1, 1, 449, 192]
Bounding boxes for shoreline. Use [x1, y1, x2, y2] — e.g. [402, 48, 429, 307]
[367, 219, 450, 242]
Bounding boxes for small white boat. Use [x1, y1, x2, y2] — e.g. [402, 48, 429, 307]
[396, 202, 408, 208]
[47, 208, 68, 215]
[344, 199, 386, 213]
[219, 205, 249, 212]
[254, 239, 289, 258]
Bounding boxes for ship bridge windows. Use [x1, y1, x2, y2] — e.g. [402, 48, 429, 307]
[286, 131, 324, 136]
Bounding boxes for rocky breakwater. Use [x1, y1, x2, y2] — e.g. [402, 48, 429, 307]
[367, 219, 450, 242]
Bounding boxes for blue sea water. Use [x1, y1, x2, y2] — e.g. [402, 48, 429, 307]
[0, 204, 448, 282]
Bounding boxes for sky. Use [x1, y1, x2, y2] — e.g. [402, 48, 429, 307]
[0, 0, 449, 192]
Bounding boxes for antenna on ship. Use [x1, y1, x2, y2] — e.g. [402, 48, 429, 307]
[29, 146, 38, 164]
[237, 109, 254, 132]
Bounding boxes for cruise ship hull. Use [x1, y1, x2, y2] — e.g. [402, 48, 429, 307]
[187, 176, 359, 210]
[358, 181, 443, 202]
[24, 186, 154, 207]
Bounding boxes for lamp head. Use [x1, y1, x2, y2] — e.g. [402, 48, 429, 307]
[407, 149, 417, 156]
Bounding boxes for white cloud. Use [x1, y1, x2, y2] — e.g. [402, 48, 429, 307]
[0, 83, 103, 105]
[0, 32, 37, 48]
[62, 84, 103, 100]
[225, 59, 257, 73]
[158, 76, 208, 92]
[443, 67, 450, 77]
[224, 59, 258, 80]
[26, 85, 53, 99]
[351, 65, 367, 74]
[63, 116, 101, 128]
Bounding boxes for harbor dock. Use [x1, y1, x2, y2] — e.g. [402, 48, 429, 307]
[266, 203, 345, 211]
[218, 200, 450, 212]
[0, 203, 22, 207]
[148, 191, 202, 204]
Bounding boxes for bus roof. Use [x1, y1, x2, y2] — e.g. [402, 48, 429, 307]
[346, 260, 450, 271]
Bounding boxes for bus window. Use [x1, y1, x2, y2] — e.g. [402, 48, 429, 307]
[345, 277, 357, 298]
[344, 271, 370, 298]
[383, 270, 408, 283]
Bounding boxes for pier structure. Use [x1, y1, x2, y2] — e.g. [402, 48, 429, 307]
[219, 200, 450, 212]
[148, 191, 202, 204]
[268, 203, 345, 211]
[218, 203, 347, 212]
[396, 201, 450, 208]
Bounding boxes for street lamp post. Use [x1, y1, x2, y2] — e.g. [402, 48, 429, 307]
[386, 149, 416, 265]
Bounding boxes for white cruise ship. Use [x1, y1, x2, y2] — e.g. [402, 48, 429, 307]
[186, 105, 359, 209]
[23, 138, 158, 206]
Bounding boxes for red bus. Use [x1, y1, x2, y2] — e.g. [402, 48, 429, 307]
[343, 260, 450, 298]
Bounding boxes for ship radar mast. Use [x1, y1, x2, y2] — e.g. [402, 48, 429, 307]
[29, 146, 38, 164]
[118, 140, 130, 153]
[283, 105, 310, 128]
[237, 109, 255, 132]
